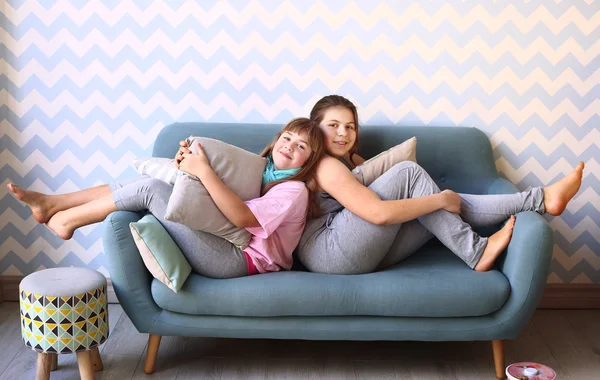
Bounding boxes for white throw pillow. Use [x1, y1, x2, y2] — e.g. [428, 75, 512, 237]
[132, 157, 182, 185]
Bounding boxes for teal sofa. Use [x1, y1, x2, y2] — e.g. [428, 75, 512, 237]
[102, 123, 554, 379]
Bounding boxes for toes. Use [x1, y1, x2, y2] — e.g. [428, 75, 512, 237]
[505, 216, 516, 227]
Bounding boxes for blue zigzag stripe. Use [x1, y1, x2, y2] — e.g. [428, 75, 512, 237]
[550, 259, 599, 283]
[3, 106, 599, 138]
[489, 119, 600, 140]
[4, 0, 599, 20]
[557, 205, 600, 229]
[0, 135, 153, 161]
[0, 166, 140, 192]
[0, 222, 104, 249]
[3, 46, 598, 80]
[2, 0, 199, 11]
[4, 13, 599, 49]
[554, 231, 600, 254]
[0, 105, 298, 129]
[493, 144, 600, 170]
[0, 251, 110, 275]
[362, 113, 600, 139]
[2, 75, 598, 109]
[464, 114, 600, 138]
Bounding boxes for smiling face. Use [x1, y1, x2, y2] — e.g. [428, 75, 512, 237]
[318, 106, 357, 159]
[271, 130, 313, 170]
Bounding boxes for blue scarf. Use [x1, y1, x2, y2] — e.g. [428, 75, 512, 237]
[262, 154, 301, 186]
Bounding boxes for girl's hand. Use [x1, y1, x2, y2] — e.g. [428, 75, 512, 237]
[178, 143, 212, 179]
[175, 136, 193, 164]
[440, 189, 461, 213]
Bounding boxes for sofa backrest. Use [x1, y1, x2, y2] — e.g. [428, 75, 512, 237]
[153, 122, 499, 194]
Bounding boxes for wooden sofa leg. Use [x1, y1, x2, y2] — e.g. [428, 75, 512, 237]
[492, 340, 505, 379]
[144, 334, 162, 374]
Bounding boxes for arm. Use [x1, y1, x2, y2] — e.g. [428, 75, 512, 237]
[352, 154, 366, 166]
[316, 156, 446, 225]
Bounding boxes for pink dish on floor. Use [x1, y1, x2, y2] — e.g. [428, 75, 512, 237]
[506, 362, 556, 380]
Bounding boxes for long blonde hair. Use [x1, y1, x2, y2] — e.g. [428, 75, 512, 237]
[260, 117, 325, 218]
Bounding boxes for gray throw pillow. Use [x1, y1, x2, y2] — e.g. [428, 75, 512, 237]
[164, 137, 267, 249]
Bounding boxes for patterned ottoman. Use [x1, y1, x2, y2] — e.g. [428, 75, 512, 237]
[19, 267, 109, 380]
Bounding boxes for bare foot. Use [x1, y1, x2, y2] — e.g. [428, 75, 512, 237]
[543, 162, 584, 216]
[46, 211, 74, 240]
[474, 215, 516, 272]
[6, 183, 55, 223]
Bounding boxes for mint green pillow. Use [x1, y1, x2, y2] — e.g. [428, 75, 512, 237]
[129, 215, 192, 293]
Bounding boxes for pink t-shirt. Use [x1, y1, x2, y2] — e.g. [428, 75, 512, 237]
[243, 181, 309, 273]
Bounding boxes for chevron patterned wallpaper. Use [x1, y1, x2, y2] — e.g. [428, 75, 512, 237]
[0, 0, 598, 284]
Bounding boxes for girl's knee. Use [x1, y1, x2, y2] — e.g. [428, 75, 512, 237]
[139, 178, 172, 191]
[390, 161, 422, 173]
[378, 161, 425, 187]
[129, 178, 173, 200]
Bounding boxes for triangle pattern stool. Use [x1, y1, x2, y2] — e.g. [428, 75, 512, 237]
[19, 268, 109, 380]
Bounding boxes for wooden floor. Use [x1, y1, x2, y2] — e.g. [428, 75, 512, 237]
[1, 302, 599, 379]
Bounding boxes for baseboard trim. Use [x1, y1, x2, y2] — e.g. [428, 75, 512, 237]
[0, 276, 20, 303]
[537, 284, 600, 309]
[1, 276, 599, 309]
[0, 275, 118, 304]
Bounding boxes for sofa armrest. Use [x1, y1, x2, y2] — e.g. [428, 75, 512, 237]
[487, 177, 520, 195]
[487, 178, 554, 334]
[102, 211, 162, 333]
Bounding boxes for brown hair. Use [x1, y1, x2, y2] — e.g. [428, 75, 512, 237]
[309, 95, 360, 163]
[260, 117, 325, 218]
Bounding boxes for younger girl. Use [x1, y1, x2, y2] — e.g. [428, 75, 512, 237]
[8, 118, 324, 278]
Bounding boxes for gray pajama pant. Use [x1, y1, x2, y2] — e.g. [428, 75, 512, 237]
[110, 176, 248, 279]
[297, 161, 545, 275]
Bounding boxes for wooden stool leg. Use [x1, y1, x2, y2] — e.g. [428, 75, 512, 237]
[90, 347, 103, 371]
[50, 353, 58, 371]
[35, 353, 52, 380]
[77, 350, 96, 380]
[144, 334, 162, 374]
[492, 340, 506, 380]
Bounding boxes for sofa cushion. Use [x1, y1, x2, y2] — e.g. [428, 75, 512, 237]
[151, 241, 510, 318]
